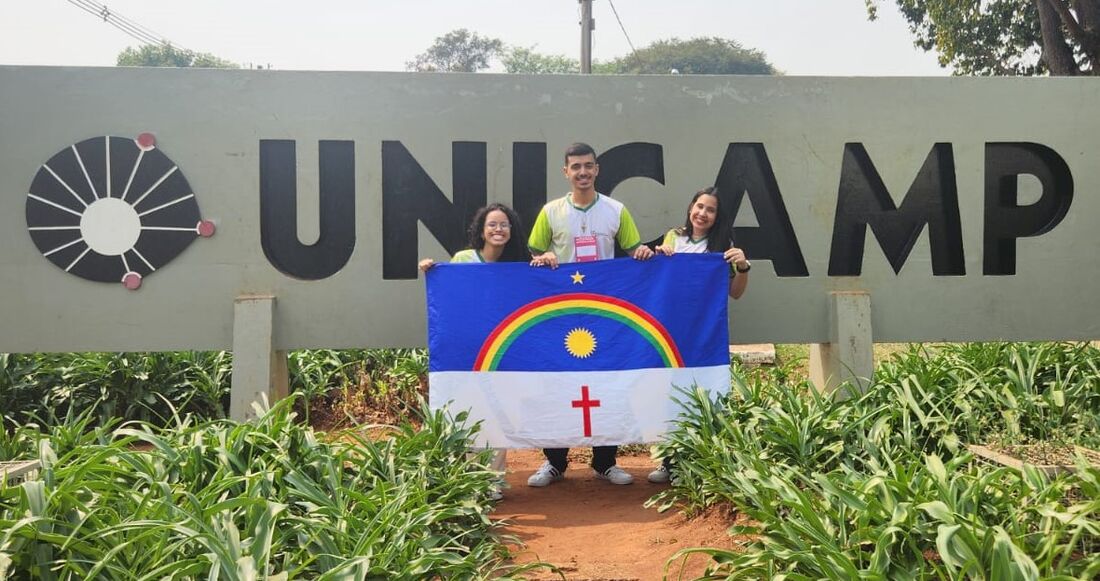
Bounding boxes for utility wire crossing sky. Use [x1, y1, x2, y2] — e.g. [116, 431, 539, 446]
[2, 1, 948, 76]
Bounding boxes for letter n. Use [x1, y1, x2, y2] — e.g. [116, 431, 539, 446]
[828, 143, 964, 276]
[383, 142, 487, 279]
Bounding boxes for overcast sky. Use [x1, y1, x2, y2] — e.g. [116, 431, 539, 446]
[1, 1, 949, 76]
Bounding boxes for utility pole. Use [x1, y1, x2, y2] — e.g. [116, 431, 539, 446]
[579, 0, 594, 73]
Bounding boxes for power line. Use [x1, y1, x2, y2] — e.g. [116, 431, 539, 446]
[69, 0, 165, 45]
[67, 0, 155, 45]
[84, 0, 163, 43]
[605, 0, 637, 57]
[66, 0, 192, 51]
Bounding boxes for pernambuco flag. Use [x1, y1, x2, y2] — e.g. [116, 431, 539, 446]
[426, 254, 731, 448]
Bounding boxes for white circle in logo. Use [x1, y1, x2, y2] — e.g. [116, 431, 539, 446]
[80, 197, 141, 256]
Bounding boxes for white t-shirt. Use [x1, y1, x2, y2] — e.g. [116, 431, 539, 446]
[528, 193, 643, 264]
[661, 229, 708, 254]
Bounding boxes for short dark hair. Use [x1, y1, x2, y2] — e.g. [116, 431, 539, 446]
[466, 203, 529, 262]
[564, 142, 597, 164]
[678, 187, 732, 253]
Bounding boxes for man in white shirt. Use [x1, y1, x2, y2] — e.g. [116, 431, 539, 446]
[527, 142, 654, 487]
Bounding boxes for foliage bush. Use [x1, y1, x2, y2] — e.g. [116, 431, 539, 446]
[0, 349, 429, 431]
[0, 351, 231, 430]
[288, 348, 428, 427]
[0, 396, 529, 579]
[6, 342, 1098, 578]
[658, 342, 1100, 579]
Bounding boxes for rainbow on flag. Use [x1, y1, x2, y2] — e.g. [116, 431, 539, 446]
[426, 254, 731, 448]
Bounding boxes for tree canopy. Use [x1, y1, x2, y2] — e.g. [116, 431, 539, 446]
[409, 31, 774, 76]
[866, 0, 1098, 75]
[116, 44, 238, 68]
[601, 37, 776, 75]
[406, 29, 504, 72]
[502, 46, 579, 74]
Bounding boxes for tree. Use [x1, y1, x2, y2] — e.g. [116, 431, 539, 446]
[407, 29, 504, 72]
[502, 46, 579, 74]
[602, 37, 776, 75]
[117, 44, 238, 68]
[865, 0, 1099, 76]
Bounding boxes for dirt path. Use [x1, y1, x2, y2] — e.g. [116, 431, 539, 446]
[492, 449, 739, 581]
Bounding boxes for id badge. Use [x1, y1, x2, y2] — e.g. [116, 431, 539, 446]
[574, 235, 598, 262]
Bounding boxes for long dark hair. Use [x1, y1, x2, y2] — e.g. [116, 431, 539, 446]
[677, 187, 731, 253]
[467, 203, 528, 262]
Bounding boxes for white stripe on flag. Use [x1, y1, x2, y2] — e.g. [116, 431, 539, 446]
[428, 365, 730, 448]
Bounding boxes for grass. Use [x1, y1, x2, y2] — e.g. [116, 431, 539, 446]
[658, 342, 1100, 579]
[0, 351, 231, 431]
[0, 349, 562, 578]
[4, 343, 1099, 578]
[770, 343, 924, 385]
[0, 349, 430, 433]
[0, 395, 548, 579]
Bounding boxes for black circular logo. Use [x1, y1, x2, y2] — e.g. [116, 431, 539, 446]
[26, 134, 214, 290]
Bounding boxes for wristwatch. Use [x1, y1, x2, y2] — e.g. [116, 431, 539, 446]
[736, 260, 751, 273]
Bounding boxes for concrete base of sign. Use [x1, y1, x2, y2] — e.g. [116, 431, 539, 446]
[809, 291, 872, 397]
[729, 343, 776, 365]
[0, 459, 40, 485]
[230, 295, 289, 421]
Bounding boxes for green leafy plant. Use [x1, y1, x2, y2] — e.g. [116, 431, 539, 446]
[660, 342, 1100, 579]
[0, 395, 542, 579]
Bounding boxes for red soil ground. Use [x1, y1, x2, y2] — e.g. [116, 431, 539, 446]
[492, 449, 743, 581]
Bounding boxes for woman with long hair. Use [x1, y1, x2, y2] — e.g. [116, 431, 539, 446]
[650, 187, 750, 484]
[655, 186, 750, 299]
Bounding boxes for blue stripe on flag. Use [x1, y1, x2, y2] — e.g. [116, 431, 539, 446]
[426, 254, 730, 372]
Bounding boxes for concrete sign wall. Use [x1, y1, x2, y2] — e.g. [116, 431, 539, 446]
[1, 66, 1097, 352]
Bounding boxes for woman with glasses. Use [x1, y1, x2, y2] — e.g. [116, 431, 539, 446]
[419, 202, 528, 499]
[419, 203, 527, 269]
[648, 186, 750, 484]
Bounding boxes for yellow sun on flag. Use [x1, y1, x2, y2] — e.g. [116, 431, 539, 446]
[564, 328, 597, 358]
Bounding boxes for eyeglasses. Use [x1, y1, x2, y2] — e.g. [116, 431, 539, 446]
[485, 222, 511, 231]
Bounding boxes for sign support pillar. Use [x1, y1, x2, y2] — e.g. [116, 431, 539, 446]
[809, 291, 873, 397]
[230, 294, 288, 421]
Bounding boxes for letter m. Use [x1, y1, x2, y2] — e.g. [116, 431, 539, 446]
[828, 143, 964, 276]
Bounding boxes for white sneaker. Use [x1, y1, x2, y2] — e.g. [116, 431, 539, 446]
[594, 465, 634, 485]
[527, 462, 564, 487]
[647, 465, 670, 484]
